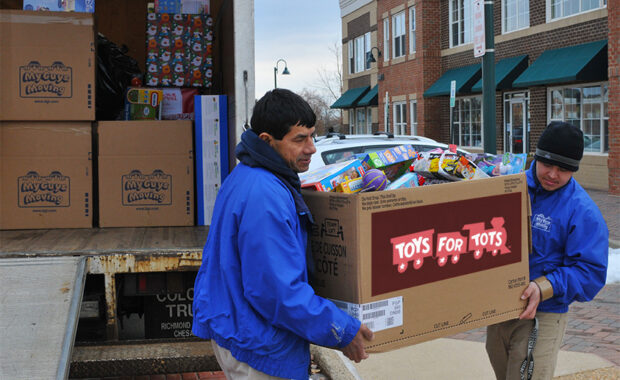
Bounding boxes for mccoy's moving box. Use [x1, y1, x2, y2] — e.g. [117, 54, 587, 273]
[303, 174, 530, 352]
[97, 121, 194, 227]
[0, 10, 95, 121]
[0, 122, 92, 229]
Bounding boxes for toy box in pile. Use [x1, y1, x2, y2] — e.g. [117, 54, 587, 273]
[302, 173, 530, 352]
[0, 10, 95, 121]
[0, 122, 92, 229]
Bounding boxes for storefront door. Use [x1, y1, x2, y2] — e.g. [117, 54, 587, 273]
[504, 93, 528, 153]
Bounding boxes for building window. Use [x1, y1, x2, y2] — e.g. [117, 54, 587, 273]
[451, 97, 482, 147]
[549, 0, 606, 20]
[392, 11, 406, 58]
[349, 109, 355, 134]
[383, 18, 390, 61]
[356, 108, 368, 134]
[348, 41, 354, 74]
[409, 7, 416, 53]
[548, 83, 609, 153]
[349, 33, 371, 74]
[367, 108, 373, 133]
[394, 101, 407, 135]
[450, 0, 472, 47]
[410, 100, 418, 135]
[503, 0, 529, 33]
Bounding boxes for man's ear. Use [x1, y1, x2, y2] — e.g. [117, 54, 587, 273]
[258, 132, 273, 144]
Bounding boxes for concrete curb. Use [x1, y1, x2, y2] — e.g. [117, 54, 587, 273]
[312, 338, 615, 380]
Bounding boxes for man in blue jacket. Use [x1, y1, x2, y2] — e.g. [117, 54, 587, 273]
[192, 89, 374, 379]
[486, 121, 608, 380]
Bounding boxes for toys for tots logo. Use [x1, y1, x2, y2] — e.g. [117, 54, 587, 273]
[391, 217, 510, 273]
[122, 170, 172, 205]
[20, 61, 72, 97]
[18, 171, 70, 207]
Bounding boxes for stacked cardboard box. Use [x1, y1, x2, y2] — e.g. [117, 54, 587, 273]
[97, 121, 194, 227]
[0, 10, 96, 229]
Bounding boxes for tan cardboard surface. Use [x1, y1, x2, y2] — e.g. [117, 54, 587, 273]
[97, 121, 194, 227]
[304, 174, 530, 352]
[0, 122, 92, 229]
[0, 10, 95, 121]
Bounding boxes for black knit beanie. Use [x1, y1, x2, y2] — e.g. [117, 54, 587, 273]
[535, 121, 584, 172]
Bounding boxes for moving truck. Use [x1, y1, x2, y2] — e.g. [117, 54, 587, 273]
[0, 0, 254, 377]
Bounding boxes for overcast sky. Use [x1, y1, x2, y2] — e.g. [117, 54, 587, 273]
[254, 0, 342, 99]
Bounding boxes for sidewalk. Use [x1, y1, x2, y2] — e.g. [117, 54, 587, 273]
[586, 189, 620, 248]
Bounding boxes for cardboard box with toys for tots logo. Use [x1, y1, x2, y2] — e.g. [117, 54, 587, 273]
[302, 174, 530, 352]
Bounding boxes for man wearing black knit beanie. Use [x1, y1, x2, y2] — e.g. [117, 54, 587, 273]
[486, 121, 609, 380]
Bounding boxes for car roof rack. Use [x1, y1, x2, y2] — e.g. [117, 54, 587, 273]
[373, 131, 394, 138]
[325, 132, 346, 139]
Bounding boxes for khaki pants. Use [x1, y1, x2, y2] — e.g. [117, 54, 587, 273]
[211, 340, 289, 380]
[486, 312, 568, 380]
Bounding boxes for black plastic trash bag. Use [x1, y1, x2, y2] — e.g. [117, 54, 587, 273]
[96, 33, 142, 120]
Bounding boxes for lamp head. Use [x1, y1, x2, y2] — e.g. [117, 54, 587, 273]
[282, 66, 290, 75]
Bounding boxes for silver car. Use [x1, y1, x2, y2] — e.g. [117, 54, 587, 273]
[308, 132, 468, 172]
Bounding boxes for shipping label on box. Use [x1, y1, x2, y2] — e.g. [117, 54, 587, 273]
[0, 122, 92, 230]
[304, 174, 530, 352]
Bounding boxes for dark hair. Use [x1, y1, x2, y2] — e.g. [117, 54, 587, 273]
[250, 89, 316, 140]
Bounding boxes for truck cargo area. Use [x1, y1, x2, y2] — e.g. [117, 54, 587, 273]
[0, 227, 214, 377]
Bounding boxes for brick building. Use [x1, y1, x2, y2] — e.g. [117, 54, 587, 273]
[337, 0, 617, 193]
[333, 0, 380, 134]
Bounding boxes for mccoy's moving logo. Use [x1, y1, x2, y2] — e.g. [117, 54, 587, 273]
[18, 171, 70, 207]
[122, 170, 172, 206]
[371, 192, 522, 296]
[19, 61, 72, 98]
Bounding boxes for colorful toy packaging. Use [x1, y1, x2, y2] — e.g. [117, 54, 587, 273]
[386, 172, 424, 190]
[361, 145, 418, 181]
[23, 0, 95, 12]
[300, 159, 366, 192]
[145, 12, 213, 87]
[335, 177, 364, 193]
[123, 87, 163, 120]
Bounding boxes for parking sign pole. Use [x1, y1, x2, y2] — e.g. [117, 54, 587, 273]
[482, 0, 496, 154]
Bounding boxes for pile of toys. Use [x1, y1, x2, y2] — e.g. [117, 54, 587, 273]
[300, 145, 528, 193]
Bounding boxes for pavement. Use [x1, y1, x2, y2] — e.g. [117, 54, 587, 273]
[70, 189, 619, 379]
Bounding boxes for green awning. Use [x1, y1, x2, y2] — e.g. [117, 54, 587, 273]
[357, 85, 378, 106]
[513, 40, 607, 88]
[330, 86, 370, 109]
[471, 55, 529, 93]
[423, 64, 481, 98]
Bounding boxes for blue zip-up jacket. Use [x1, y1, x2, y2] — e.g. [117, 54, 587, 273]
[527, 162, 608, 313]
[192, 130, 361, 379]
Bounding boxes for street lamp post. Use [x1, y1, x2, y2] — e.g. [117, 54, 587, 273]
[274, 58, 290, 88]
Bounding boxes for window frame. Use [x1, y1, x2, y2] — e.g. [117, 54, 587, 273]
[410, 100, 418, 136]
[383, 18, 390, 62]
[450, 96, 483, 148]
[547, 0, 607, 22]
[409, 7, 416, 54]
[502, 0, 530, 34]
[449, 0, 473, 48]
[393, 101, 407, 135]
[392, 11, 406, 59]
[547, 82, 609, 154]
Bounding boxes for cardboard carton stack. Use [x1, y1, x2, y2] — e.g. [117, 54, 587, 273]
[0, 10, 96, 229]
